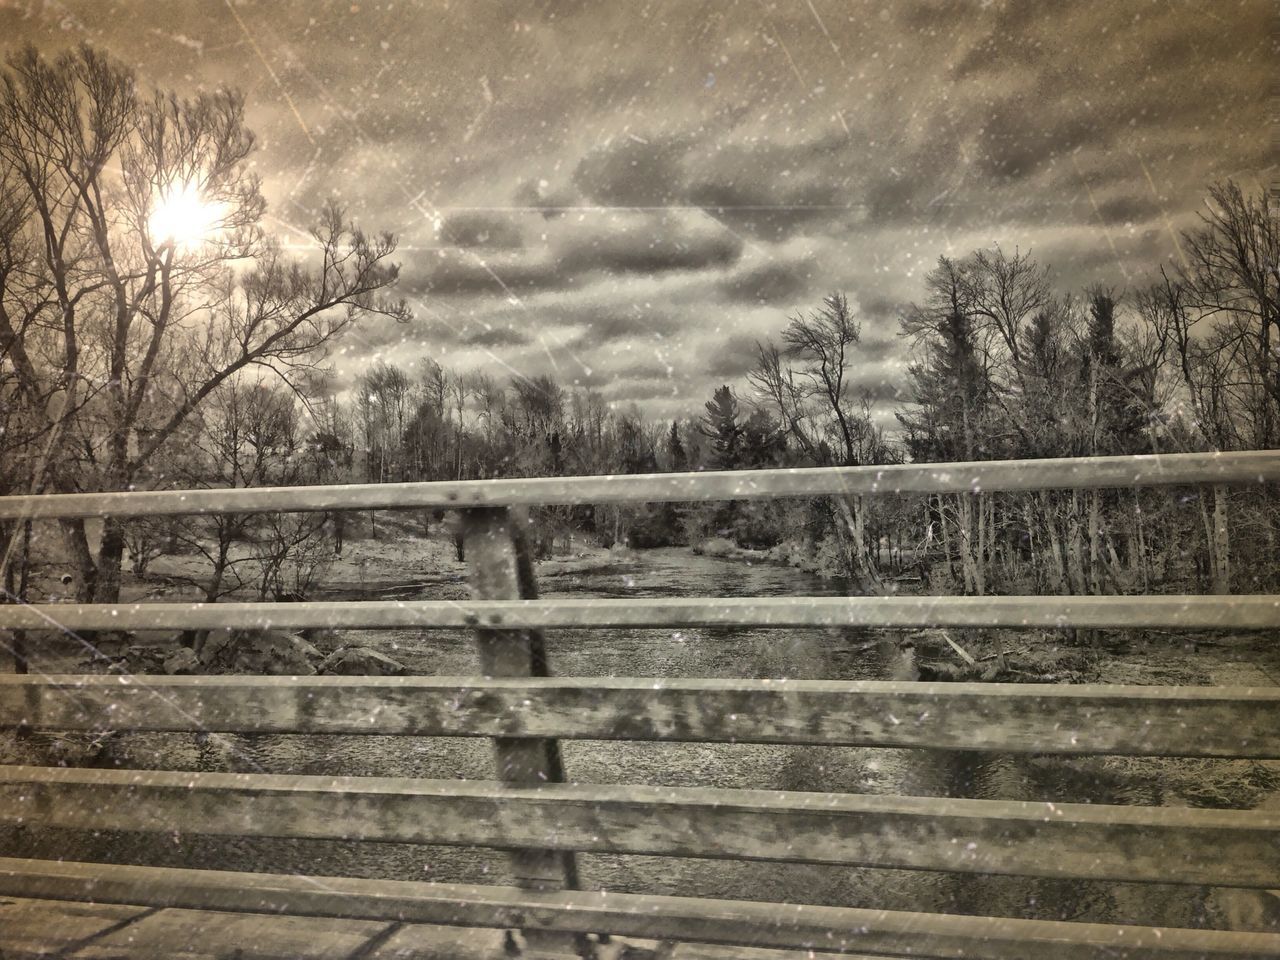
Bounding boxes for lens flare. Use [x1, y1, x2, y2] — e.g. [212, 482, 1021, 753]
[148, 183, 225, 249]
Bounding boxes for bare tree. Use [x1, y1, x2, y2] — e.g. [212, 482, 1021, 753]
[780, 293, 867, 465]
[1131, 183, 1279, 593]
[0, 44, 409, 602]
[748, 340, 821, 461]
[966, 246, 1051, 386]
[1181, 182, 1280, 448]
[751, 293, 882, 586]
[173, 378, 300, 604]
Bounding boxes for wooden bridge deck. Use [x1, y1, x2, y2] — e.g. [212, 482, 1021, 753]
[2, 452, 1280, 958]
[5, 863, 1280, 960]
[4, 895, 778, 960]
[3, 895, 733, 960]
[4, 898, 807, 960]
[6, 890, 1280, 960]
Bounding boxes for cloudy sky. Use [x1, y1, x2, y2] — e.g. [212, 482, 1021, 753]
[1, 0, 1273, 424]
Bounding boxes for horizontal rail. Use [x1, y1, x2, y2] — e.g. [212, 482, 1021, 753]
[2, 675, 1275, 758]
[0, 451, 1276, 519]
[2, 766, 1275, 887]
[3, 595, 1280, 632]
[2, 859, 1277, 958]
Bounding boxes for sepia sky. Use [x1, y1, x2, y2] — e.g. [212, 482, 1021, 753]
[1, 0, 1273, 423]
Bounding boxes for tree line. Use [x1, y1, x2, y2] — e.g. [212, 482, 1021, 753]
[313, 188, 1276, 601]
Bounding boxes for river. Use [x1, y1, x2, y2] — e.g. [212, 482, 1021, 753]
[4, 546, 1278, 932]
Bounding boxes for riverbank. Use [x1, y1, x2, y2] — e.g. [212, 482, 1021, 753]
[132, 521, 640, 600]
[17, 526, 1280, 692]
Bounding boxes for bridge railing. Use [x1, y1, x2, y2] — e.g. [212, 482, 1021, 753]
[1, 451, 1279, 959]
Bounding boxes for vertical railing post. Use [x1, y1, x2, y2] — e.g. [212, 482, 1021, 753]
[461, 506, 584, 959]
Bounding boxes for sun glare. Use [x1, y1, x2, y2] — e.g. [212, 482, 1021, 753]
[148, 183, 225, 250]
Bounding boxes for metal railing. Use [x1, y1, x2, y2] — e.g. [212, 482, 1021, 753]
[1, 451, 1279, 959]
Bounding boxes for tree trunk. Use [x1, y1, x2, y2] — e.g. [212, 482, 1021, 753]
[1088, 490, 1102, 595]
[95, 515, 126, 603]
[1023, 500, 1039, 590]
[1132, 490, 1150, 593]
[937, 494, 956, 586]
[3, 519, 32, 674]
[974, 493, 987, 596]
[1265, 489, 1278, 589]
[854, 497, 870, 575]
[1066, 490, 1087, 596]
[987, 494, 998, 584]
[190, 533, 235, 652]
[838, 495, 879, 591]
[1195, 486, 1230, 594]
[333, 511, 346, 556]
[1039, 493, 1067, 595]
[93, 423, 132, 605]
[958, 494, 979, 596]
[206, 536, 232, 602]
[60, 518, 99, 602]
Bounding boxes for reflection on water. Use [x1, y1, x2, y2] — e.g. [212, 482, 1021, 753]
[1, 547, 1269, 930]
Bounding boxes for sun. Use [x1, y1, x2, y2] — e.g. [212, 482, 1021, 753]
[148, 182, 226, 250]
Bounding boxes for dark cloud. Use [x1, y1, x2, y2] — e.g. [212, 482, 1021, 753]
[857, 335, 903, 365]
[717, 258, 816, 305]
[415, 211, 745, 301]
[1034, 226, 1172, 291]
[565, 309, 686, 350]
[458, 324, 532, 348]
[861, 169, 946, 226]
[439, 213, 524, 250]
[706, 334, 762, 379]
[573, 134, 692, 207]
[406, 253, 568, 297]
[1093, 195, 1165, 227]
[557, 219, 742, 276]
[974, 100, 1110, 183]
[606, 379, 682, 402]
[684, 139, 855, 240]
[513, 178, 582, 219]
[607, 360, 674, 382]
[854, 126, 980, 227]
[562, 131, 857, 241]
[860, 294, 908, 324]
[947, 3, 1050, 79]
[888, 0, 979, 33]
[563, 359, 673, 391]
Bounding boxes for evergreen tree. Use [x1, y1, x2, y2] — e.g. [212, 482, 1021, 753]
[667, 421, 689, 472]
[698, 385, 742, 469]
[1083, 287, 1145, 455]
[898, 258, 993, 462]
[739, 407, 788, 469]
[617, 413, 657, 474]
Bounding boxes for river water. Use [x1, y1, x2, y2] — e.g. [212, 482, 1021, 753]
[5, 547, 1277, 932]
